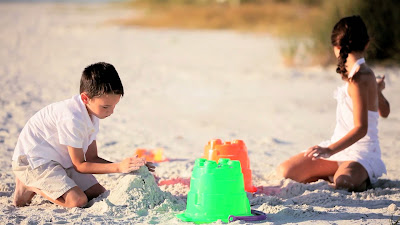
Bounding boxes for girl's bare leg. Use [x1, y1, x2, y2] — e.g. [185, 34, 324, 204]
[333, 161, 369, 192]
[277, 153, 339, 183]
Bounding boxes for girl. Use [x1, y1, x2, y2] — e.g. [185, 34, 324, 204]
[277, 15, 390, 192]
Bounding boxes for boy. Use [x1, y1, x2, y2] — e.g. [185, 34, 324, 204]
[12, 62, 154, 208]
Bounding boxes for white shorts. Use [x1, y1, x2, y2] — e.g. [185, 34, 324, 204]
[317, 140, 386, 184]
[12, 155, 98, 200]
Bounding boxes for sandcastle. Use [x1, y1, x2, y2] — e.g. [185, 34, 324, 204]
[204, 139, 257, 192]
[104, 166, 185, 216]
[176, 158, 254, 223]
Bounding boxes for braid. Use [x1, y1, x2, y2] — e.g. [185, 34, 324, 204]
[336, 23, 352, 77]
[336, 45, 350, 75]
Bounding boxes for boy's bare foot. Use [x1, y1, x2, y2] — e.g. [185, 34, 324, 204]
[13, 178, 36, 207]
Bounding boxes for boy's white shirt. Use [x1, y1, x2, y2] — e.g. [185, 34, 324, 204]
[12, 95, 100, 169]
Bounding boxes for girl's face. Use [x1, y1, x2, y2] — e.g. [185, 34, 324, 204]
[333, 46, 341, 58]
[81, 93, 121, 119]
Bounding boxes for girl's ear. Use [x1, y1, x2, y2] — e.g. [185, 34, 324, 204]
[80, 92, 90, 104]
[333, 46, 341, 58]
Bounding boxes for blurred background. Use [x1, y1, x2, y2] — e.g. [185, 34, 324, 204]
[3, 0, 399, 67]
[112, 0, 400, 67]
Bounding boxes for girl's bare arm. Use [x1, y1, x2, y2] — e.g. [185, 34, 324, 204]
[376, 75, 390, 118]
[328, 77, 369, 154]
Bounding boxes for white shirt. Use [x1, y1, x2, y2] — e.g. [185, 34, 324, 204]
[12, 95, 99, 169]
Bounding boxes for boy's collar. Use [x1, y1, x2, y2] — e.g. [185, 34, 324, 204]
[78, 95, 97, 128]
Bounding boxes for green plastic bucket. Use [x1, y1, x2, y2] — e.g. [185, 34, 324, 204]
[176, 158, 252, 223]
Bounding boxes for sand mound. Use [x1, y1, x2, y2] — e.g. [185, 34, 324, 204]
[101, 166, 185, 217]
[83, 166, 186, 224]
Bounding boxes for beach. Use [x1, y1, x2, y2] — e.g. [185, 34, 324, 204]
[0, 2, 399, 224]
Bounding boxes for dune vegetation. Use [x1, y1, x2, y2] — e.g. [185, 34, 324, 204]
[114, 0, 400, 66]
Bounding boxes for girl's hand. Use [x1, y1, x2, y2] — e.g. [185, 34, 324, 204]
[376, 75, 386, 92]
[304, 145, 333, 160]
[119, 155, 146, 173]
[145, 162, 156, 172]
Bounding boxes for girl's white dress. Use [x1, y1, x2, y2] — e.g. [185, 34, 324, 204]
[319, 58, 386, 184]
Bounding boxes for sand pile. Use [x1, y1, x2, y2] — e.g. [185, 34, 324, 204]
[88, 166, 185, 219]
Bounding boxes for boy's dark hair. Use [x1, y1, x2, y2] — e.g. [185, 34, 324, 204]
[331, 15, 370, 78]
[80, 62, 124, 98]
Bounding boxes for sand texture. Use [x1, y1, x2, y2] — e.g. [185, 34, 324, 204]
[0, 2, 399, 224]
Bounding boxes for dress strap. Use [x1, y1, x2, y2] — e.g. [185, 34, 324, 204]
[348, 58, 365, 79]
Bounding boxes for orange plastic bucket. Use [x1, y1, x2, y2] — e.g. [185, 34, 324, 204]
[203, 139, 257, 192]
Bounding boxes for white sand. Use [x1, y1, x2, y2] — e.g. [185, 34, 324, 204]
[0, 2, 399, 224]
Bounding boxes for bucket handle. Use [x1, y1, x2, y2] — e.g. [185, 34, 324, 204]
[228, 209, 267, 222]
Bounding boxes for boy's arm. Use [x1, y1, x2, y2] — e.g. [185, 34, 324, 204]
[68, 146, 145, 174]
[85, 140, 112, 163]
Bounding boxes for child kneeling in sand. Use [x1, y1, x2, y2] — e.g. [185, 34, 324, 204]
[277, 16, 390, 192]
[12, 62, 155, 208]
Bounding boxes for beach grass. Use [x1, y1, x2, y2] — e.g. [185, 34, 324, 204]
[113, 0, 323, 36]
[111, 0, 324, 66]
[111, 0, 400, 66]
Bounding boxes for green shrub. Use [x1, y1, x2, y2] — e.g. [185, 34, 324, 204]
[309, 0, 400, 65]
[128, 0, 399, 65]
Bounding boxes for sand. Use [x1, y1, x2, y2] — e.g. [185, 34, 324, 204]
[0, 2, 399, 224]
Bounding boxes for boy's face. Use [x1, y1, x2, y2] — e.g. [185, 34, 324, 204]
[81, 93, 121, 119]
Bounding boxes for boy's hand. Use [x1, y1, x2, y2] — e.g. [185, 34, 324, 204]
[119, 155, 146, 173]
[145, 162, 156, 172]
[376, 75, 386, 92]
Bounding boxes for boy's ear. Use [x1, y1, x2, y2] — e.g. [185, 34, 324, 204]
[80, 92, 90, 104]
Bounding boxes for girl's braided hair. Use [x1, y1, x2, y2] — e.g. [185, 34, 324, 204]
[331, 15, 369, 79]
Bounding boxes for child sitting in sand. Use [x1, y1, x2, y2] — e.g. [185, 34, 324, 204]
[277, 16, 390, 192]
[12, 62, 155, 208]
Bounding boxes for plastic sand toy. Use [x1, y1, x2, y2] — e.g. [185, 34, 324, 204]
[203, 139, 257, 192]
[176, 158, 266, 223]
[135, 148, 168, 163]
